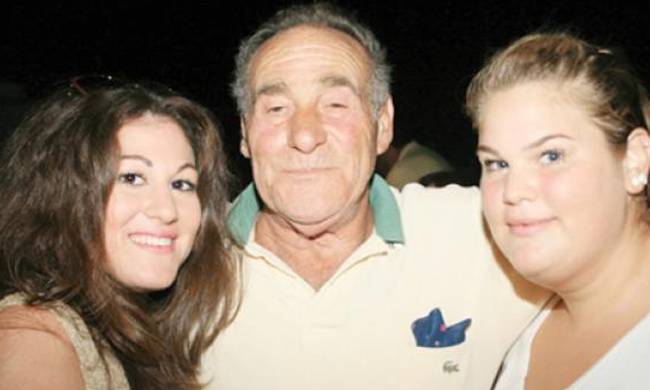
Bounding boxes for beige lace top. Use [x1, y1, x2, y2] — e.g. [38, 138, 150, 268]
[0, 293, 130, 389]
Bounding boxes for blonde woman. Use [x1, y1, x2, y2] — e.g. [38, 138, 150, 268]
[468, 33, 650, 389]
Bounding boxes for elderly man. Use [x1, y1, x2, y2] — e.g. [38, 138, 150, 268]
[202, 3, 548, 389]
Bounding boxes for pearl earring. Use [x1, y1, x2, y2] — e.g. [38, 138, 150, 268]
[632, 174, 648, 188]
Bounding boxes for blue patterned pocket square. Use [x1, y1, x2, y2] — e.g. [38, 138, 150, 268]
[412, 308, 471, 348]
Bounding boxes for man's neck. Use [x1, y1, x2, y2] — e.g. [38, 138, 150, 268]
[254, 200, 375, 290]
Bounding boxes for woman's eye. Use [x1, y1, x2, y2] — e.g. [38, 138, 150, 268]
[268, 106, 285, 113]
[172, 179, 196, 192]
[483, 159, 508, 172]
[540, 149, 563, 164]
[118, 173, 145, 185]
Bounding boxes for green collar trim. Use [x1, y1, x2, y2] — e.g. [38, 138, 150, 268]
[368, 174, 404, 243]
[227, 174, 404, 245]
[226, 183, 260, 246]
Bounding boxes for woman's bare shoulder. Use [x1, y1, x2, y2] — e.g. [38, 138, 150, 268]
[0, 303, 86, 389]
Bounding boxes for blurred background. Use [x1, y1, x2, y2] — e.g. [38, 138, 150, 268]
[2, 1, 649, 189]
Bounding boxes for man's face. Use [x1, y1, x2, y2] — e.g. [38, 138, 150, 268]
[241, 25, 393, 232]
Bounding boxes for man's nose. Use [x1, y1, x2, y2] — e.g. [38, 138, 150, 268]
[287, 106, 326, 153]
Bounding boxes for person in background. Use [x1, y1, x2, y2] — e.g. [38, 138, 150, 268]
[376, 136, 451, 190]
[469, 32, 650, 389]
[0, 80, 237, 389]
[200, 3, 548, 389]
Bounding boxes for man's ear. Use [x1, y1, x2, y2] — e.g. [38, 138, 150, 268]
[240, 117, 251, 159]
[623, 128, 650, 194]
[376, 96, 394, 155]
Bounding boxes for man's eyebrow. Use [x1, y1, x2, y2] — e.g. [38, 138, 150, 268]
[255, 82, 288, 99]
[319, 75, 359, 96]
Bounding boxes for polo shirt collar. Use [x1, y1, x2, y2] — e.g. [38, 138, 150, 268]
[227, 174, 404, 245]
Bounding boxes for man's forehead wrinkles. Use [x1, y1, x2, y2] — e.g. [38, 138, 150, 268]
[250, 26, 370, 70]
[253, 48, 368, 73]
[246, 24, 374, 114]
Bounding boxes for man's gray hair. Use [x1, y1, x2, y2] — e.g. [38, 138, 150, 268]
[232, 2, 391, 118]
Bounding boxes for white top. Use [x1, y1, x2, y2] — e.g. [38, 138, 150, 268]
[202, 177, 549, 390]
[495, 296, 650, 390]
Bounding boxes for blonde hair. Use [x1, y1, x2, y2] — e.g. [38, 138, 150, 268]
[466, 32, 650, 146]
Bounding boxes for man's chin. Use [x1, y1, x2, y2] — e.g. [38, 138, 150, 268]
[286, 209, 338, 228]
[273, 206, 349, 236]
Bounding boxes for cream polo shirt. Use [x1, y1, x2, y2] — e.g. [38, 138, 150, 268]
[201, 175, 549, 390]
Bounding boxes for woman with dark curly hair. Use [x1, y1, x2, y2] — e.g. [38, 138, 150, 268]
[0, 80, 237, 389]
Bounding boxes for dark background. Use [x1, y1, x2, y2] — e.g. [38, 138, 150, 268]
[2, 1, 650, 188]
